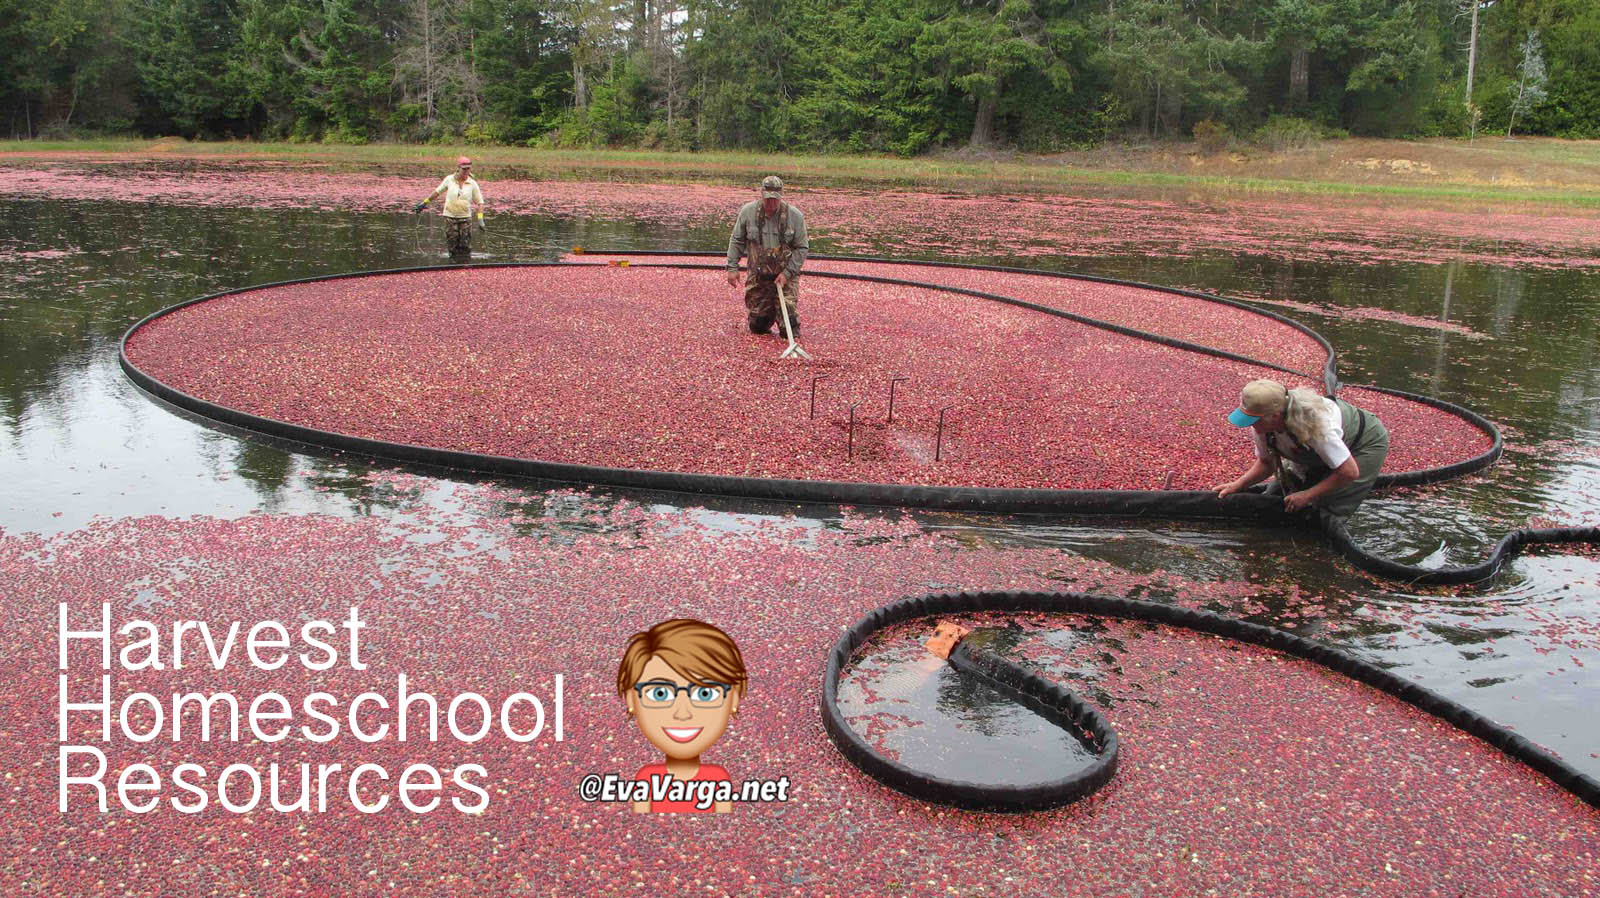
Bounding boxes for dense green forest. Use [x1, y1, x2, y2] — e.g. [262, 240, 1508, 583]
[2, 0, 1597, 151]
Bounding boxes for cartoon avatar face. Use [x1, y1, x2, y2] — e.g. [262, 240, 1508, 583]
[626, 655, 740, 762]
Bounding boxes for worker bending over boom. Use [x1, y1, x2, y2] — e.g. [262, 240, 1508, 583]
[1214, 379, 1389, 518]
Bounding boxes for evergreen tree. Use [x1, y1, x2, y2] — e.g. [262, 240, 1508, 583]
[1091, 0, 1260, 137]
[131, 0, 257, 136]
[5, 0, 1599, 144]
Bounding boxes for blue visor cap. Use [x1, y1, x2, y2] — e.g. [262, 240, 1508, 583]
[1227, 407, 1261, 427]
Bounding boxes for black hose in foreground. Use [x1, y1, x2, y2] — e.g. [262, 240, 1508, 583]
[822, 590, 1600, 812]
[1320, 512, 1600, 585]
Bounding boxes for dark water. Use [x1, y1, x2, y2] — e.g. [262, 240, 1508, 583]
[835, 626, 1105, 786]
[3, 166, 1597, 782]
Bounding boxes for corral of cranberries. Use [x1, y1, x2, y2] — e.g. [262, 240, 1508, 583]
[572, 253, 1331, 372]
[122, 263, 1490, 490]
[4, 496, 1595, 897]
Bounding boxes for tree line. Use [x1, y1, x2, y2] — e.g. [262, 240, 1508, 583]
[3, 0, 1596, 151]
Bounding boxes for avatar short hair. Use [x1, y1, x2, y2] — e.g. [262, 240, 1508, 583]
[616, 619, 748, 700]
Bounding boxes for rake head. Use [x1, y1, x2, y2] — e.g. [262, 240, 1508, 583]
[776, 283, 810, 360]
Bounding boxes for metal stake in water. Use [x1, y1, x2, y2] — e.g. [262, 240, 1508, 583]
[811, 376, 828, 420]
[888, 377, 908, 423]
[935, 405, 954, 462]
[848, 402, 861, 460]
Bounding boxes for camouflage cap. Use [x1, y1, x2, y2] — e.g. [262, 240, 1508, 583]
[761, 175, 784, 197]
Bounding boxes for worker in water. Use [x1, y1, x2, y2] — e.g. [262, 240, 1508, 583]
[1214, 379, 1389, 518]
[726, 175, 808, 337]
[413, 156, 485, 258]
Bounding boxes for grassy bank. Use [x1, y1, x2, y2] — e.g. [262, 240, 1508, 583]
[6, 137, 1600, 208]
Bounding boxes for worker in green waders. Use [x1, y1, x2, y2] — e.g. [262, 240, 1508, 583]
[726, 175, 809, 337]
[413, 156, 485, 258]
[1214, 379, 1390, 518]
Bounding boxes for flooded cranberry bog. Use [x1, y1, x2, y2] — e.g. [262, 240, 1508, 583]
[3, 155, 1599, 896]
[118, 262, 1491, 491]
